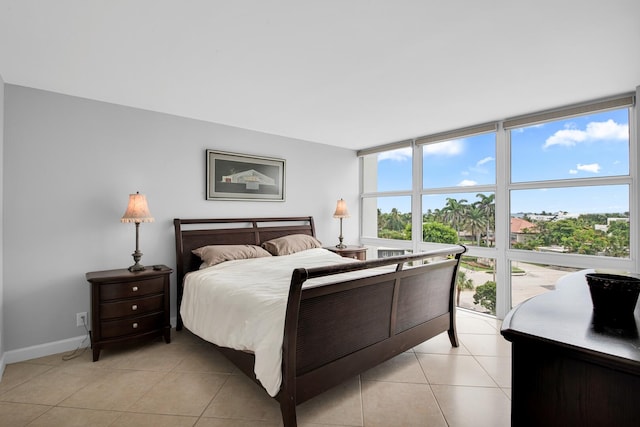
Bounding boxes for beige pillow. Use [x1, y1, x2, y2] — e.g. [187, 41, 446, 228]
[261, 234, 322, 256]
[192, 244, 272, 267]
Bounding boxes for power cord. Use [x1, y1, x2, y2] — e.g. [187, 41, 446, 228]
[62, 315, 91, 361]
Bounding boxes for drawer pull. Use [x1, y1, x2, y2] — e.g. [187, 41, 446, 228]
[132, 286, 139, 292]
[132, 323, 138, 329]
[131, 304, 138, 311]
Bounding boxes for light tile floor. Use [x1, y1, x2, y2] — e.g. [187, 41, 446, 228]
[0, 311, 511, 426]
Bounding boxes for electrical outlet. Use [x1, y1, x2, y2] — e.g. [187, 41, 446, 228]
[76, 312, 87, 327]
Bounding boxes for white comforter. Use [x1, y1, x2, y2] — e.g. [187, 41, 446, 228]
[180, 248, 374, 396]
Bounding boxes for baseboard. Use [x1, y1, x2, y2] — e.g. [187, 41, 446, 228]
[3, 333, 90, 365]
[3, 316, 177, 366]
[0, 352, 6, 380]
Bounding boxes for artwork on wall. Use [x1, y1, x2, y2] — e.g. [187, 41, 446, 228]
[206, 150, 286, 201]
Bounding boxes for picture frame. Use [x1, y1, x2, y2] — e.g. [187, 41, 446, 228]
[206, 150, 286, 201]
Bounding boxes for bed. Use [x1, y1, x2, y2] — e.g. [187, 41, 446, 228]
[174, 216, 466, 426]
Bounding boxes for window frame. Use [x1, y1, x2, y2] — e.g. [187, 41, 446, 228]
[359, 91, 638, 319]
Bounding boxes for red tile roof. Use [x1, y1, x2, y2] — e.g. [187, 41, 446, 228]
[511, 217, 537, 234]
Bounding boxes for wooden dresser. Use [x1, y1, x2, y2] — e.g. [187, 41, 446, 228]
[86, 265, 172, 361]
[501, 270, 640, 426]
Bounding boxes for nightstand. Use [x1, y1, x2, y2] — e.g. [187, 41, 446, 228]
[324, 246, 367, 260]
[85, 265, 172, 361]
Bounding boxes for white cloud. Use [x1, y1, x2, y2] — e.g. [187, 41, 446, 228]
[544, 128, 587, 147]
[587, 120, 628, 140]
[543, 119, 628, 149]
[476, 156, 494, 166]
[457, 179, 477, 187]
[378, 146, 411, 162]
[576, 163, 601, 173]
[423, 139, 464, 156]
[569, 169, 578, 174]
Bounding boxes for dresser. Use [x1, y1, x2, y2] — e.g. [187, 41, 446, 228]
[501, 270, 640, 426]
[86, 265, 172, 361]
[323, 245, 367, 260]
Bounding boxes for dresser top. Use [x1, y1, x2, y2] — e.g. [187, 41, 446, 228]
[86, 265, 172, 282]
[501, 269, 640, 367]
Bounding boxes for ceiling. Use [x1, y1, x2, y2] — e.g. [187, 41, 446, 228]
[1, 1, 639, 151]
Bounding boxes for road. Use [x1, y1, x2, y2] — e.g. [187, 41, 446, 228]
[458, 262, 579, 313]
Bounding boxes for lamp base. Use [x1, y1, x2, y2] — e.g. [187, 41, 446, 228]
[128, 263, 146, 272]
[129, 249, 145, 272]
[336, 243, 347, 249]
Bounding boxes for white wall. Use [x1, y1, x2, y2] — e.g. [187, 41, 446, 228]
[3, 85, 359, 355]
[0, 74, 5, 371]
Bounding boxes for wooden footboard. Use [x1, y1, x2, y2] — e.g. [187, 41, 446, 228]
[278, 246, 466, 426]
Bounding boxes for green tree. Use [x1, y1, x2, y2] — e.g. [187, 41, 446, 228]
[561, 227, 607, 255]
[473, 281, 496, 315]
[421, 222, 458, 244]
[378, 208, 411, 240]
[474, 193, 495, 247]
[442, 198, 468, 233]
[378, 229, 408, 240]
[606, 220, 630, 257]
[456, 270, 474, 306]
[384, 208, 405, 231]
[464, 206, 487, 246]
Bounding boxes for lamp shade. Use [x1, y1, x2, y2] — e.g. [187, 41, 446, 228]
[333, 198, 350, 219]
[121, 192, 154, 223]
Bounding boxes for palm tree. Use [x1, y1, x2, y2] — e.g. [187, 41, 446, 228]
[456, 270, 475, 306]
[474, 193, 495, 247]
[464, 206, 488, 246]
[442, 198, 468, 234]
[385, 208, 404, 231]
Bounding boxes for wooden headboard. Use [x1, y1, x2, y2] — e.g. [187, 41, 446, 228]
[173, 216, 316, 328]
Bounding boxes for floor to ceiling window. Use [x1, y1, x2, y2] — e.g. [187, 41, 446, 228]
[418, 126, 498, 315]
[360, 92, 638, 318]
[361, 142, 415, 259]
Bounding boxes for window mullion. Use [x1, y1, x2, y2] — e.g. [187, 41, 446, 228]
[412, 141, 422, 251]
[495, 122, 511, 319]
[632, 86, 640, 271]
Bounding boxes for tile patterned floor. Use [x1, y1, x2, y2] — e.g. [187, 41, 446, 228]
[0, 311, 511, 426]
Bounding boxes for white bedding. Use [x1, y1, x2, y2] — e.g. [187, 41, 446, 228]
[180, 247, 389, 396]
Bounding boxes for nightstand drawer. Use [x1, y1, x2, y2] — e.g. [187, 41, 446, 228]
[87, 265, 172, 361]
[100, 277, 164, 301]
[100, 294, 164, 320]
[101, 312, 164, 339]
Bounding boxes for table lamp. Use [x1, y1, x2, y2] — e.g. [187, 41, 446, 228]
[121, 191, 154, 271]
[333, 198, 350, 249]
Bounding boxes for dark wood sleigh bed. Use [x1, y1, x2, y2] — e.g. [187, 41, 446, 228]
[174, 216, 466, 426]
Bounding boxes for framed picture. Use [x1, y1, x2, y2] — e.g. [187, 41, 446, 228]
[206, 150, 286, 201]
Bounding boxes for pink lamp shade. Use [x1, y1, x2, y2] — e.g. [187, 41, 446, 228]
[333, 198, 350, 219]
[121, 192, 154, 223]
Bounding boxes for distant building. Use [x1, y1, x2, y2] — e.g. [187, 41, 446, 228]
[537, 245, 569, 253]
[377, 248, 407, 258]
[510, 217, 538, 244]
[526, 211, 579, 222]
[595, 217, 629, 232]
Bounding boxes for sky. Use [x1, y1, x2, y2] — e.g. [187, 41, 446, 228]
[374, 108, 630, 215]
